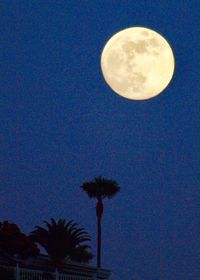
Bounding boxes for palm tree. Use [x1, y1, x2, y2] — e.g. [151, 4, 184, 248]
[30, 219, 92, 271]
[70, 245, 93, 263]
[81, 176, 120, 268]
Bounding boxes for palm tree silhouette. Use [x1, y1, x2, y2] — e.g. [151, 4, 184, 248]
[81, 176, 120, 268]
[30, 218, 92, 273]
[70, 244, 93, 263]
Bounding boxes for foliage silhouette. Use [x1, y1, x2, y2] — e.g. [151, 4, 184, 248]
[70, 244, 93, 263]
[0, 221, 39, 260]
[30, 218, 92, 270]
[81, 176, 120, 267]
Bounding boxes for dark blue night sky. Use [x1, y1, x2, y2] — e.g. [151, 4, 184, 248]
[1, 1, 200, 280]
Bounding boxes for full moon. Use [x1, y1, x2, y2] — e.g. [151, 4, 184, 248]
[101, 27, 175, 100]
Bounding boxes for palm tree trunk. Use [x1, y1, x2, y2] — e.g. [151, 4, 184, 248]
[96, 198, 103, 268]
[97, 215, 101, 268]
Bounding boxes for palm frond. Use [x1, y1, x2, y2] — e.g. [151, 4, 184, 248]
[30, 218, 92, 267]
[81, 176, 120, 199]
[69, 245, 93, 263]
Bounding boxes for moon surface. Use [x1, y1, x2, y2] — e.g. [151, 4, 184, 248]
[101, 27, 175, 100]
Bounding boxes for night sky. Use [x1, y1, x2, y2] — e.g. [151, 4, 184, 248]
[1, 1, 200, 280]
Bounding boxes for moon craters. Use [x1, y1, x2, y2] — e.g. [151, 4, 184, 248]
[101, 27, 175, 100]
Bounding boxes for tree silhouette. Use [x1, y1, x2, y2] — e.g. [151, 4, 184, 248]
[0, 221, 39, 260]
[70, 245, 93, 263]
[30, 218, 92, 270]
[81, 176, 120, 267]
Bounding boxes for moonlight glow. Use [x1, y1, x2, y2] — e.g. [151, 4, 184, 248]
[101, 27, 175, 100]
